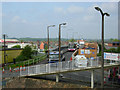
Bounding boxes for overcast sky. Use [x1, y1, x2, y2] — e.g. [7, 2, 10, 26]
[2, 2, 118, 39]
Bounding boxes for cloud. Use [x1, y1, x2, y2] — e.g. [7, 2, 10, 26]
[54, 6, 84, 15]
[12, 16, 20, 22]
[67, 6, 84, 14]
[54, 7, 66, 14]
[11, 16, 27, 24]
[100, 3, 118, 13]
[83, 2, 117, 22]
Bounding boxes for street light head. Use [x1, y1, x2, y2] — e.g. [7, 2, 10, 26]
[95, 7, 101, 11]
[48, 25, 55, 27]
[62, 23, 66, 25]
[51, 25, 55, 27]
[104, 13, 110, 16]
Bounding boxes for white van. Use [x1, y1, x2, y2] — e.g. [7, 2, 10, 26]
[74, 55, 88, 67]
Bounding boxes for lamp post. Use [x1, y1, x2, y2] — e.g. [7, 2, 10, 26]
[95, 7, 110, 88]
[47, 25, 55, 62]
[58, 23, 66, 62]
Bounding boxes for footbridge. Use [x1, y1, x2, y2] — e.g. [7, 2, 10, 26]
[20, 59, 120, 88]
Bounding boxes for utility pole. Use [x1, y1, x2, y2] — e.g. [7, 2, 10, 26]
[3, 34, 6, 66]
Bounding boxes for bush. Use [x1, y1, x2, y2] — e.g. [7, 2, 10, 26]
[12, 45, 21, 48]
[16, 55, 28, 62]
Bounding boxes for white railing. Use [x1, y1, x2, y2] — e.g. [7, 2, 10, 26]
[20, 58, 118, 76]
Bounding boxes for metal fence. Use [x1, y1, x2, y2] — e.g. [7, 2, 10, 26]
[20, 58, 119, 76]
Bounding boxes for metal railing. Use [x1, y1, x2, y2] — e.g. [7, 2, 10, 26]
[20, 58, 120, 76]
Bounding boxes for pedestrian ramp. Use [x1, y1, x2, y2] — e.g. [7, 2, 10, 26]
[20, 60, 120, 77]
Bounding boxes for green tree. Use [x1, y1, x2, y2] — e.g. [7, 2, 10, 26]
[117, 47, 120, 53]
[21, 45, 32, 59]
[16, 45, 32, 62]
[12, 45, 21, 48]
[105, 48, 116, 53]
[113, 39, 120, 42]
[69, 38, 75, 42]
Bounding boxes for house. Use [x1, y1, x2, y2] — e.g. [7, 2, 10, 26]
[105, 42, 120, 50]
[84, 42, 99, 53]
[77, 39, 85, 45]
[108, 42, 120, 47]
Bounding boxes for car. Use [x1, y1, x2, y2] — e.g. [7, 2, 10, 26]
[48, 51, 65, 64]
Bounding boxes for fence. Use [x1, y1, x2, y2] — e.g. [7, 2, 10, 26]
[20, 58, 119, 76]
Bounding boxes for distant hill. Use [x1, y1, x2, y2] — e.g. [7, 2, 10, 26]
[17, 38, 69, 42]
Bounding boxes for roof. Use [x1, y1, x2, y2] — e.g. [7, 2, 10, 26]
[0, 39, 19, 43]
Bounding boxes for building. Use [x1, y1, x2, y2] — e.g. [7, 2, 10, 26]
[105, 42, 120, 50]
[0, 39, 19, 43]
[78, 49, 97, 60]
[108, 42, 120, 47]
[77, 39, 85, 45]
[84, 42, 99, 53]
[0, 39, 34, 48]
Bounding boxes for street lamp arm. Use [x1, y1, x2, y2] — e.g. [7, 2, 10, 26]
[95, 7, 104, 15]
[104, 13, 110, 16]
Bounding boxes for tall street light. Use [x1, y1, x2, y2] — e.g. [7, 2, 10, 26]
[59, 23, 66, 63]
[95, 7, 110, 88]
[47, 25, 55, 62]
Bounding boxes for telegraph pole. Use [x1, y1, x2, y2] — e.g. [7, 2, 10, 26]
[3, 34, 6, 66]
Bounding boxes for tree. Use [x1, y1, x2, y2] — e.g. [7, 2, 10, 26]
[105, 48, 116, 53]
[21, 45, 32, 59]
[117, 47, 120, 53]
[113, 39, 119, 42]
[16, 45, 32, 62]
[69, 38, 76, 42]
[12, 45, 21, 48]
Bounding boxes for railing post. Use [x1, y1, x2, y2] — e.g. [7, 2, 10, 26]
[20, 68, 21, 76]
[91, 59, 93, 66]
[46, 64, 47, 73]
[61, 62, 62, 71]
[91, 70, 94, 89]
[36, 65, 37, 74]
[49, 63, 50, 73]
[69, 61, 70, 69]
[28, 66, 29, 75]
[72, 60, 74, 69]
[97, 57, 98, 66]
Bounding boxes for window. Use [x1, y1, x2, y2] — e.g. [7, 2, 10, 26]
[117, 43, 119, 46]
[113, 43, 115, 46]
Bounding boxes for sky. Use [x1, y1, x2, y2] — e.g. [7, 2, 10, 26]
[2, 2, 118, 39]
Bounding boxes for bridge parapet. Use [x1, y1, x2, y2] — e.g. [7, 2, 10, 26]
[20, 59, 120, 77]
